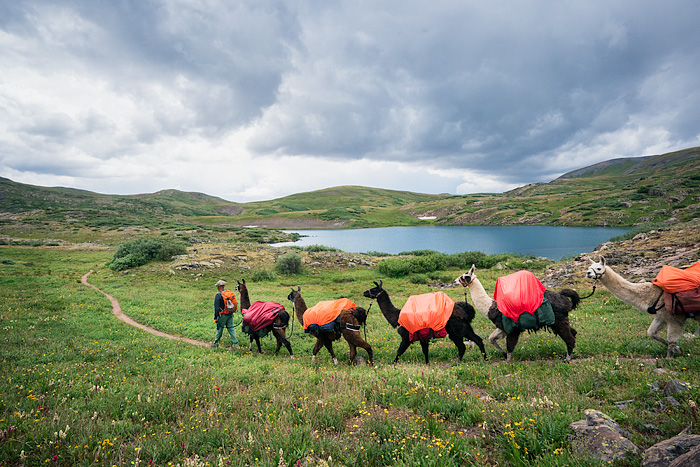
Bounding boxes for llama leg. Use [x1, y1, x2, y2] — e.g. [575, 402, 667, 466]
[552, 320, 576, 362]
[311, 338, 324, 362]
[343, 330, 373, 365]
[248, 335, 254, 352]
[347, 343, 357, 365]
[647, 317, 670, 347]
[321, 336, 338, 365]
[273, 329, 293, 357]
[448, 332, 467, 361]
[505, 331, 520, 363]
[254, 336, 262, 354]
[489, 328, 507, 357]
[665, 319, 685, 358]
[394, 337, 412, 364]
[463, 326, 487, 360]
[419, 339, 430, 364]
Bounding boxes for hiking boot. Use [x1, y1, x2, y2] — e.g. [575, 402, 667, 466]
[210, 342, 219, 348]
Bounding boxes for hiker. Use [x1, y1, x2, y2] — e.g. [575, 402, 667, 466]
[211, 280, 240, 349]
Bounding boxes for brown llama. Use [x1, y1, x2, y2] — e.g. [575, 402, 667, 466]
[236, 279, 293, 357]
[286, 286, 373, 365]
[456, 265, 580, 362]
[362, 280, 486, 364]
[586, 256, 700, 358]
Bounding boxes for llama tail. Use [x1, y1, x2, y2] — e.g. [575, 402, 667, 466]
[558, 289, 581, 310]
[352, 307, 369, 325]
[278, 309, 290, 327]
[454, 301, 477, 322]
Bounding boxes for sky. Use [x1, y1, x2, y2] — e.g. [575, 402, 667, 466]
[1, 1, 700, 203]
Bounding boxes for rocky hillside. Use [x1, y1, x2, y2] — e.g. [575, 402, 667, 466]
[542, 219, 700, 289]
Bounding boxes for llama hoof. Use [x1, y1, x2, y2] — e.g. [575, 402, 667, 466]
[506, 353, 512, 363]
[667, 345, 683, 358]
[333, 358, 338, 365]
[565, 354, 573, 363]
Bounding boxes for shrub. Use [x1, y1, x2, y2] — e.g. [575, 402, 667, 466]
[409, 274, 429, 284]
[108, 237, 188, 271]
[304, 244, 339, 252]
[250, 269, 277, 282]
[275, 252, 303, 275]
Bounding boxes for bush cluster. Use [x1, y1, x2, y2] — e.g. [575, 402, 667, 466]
[377, 251, 515, 278]
[108, 237, 188, 271]
[275, 252, 303, 275]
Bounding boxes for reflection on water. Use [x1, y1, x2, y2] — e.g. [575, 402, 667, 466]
[272, 225, 629, 260]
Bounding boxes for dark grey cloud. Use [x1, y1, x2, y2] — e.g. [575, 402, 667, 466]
[1, 0, 699, 199]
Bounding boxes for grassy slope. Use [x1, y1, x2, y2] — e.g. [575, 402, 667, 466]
[3, 147, 699, 234]
[2, 223, 700, 466]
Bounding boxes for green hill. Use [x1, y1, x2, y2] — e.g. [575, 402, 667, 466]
[1, 147, 699, 241]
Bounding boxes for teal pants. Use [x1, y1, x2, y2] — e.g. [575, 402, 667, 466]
[214, 313, 239, 346]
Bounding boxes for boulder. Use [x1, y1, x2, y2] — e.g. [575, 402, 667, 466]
[669, 445, 700, 467]
[642, 434, 700, 467]
[569, 409, 640, 463]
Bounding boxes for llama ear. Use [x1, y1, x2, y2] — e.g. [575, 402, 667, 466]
[297, 286, 301, 292]
[600, 256, 605, 266]
[469, 264, 476, 275]
[373, 281, 379, 287]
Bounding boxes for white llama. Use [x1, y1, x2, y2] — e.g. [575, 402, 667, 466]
[586, 256, 699, 358]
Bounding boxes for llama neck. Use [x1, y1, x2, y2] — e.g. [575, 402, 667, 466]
[376, 292, 400, 328]
[239, 288, 251, 310]
[294, 296, 307, 325]
[468, 278, 496, 318]
[599, 267, 662, 313]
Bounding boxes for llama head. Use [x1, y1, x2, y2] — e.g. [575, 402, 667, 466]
[287, 286, 302, 302]
[586, 256, 607, 279]
[236, 279, 247, 292]
[363, 280, 384, 299]
[454, 264, 477, 287]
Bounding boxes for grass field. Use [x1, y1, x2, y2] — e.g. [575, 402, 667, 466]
[2, 244, 700, 466]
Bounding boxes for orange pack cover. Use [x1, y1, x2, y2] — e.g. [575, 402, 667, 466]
[303, 298, 357, 329]
[653, 262, 700, 293]
[398, 291, 454, 334]
[493, 270, 546, 321]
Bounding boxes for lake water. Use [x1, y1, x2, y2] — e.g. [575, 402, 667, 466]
[272, 226, 629, 260]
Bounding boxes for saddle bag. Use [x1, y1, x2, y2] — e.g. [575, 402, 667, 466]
[305, 317, 341, 337]
[664, 288, 700, 317]
[501, 298, 555, 334]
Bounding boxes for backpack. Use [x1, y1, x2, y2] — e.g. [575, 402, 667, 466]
[220, 290, 238, 314]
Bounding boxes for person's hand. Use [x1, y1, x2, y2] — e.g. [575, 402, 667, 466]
[214, 318, 218, 324]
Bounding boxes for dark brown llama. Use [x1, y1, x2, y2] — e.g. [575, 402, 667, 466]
[287, 286, 373, 365]
[362, 280, 486, 364]
[237, 279, 293, 357]
[456, 265, 580, 362]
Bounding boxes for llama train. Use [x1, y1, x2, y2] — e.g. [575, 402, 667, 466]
[362, 280, 486, 364]
[455, 265, 580, 362]
[236, 279, 293, 357]
[287, 286, 373, 365]
[586, 256, 700, 358]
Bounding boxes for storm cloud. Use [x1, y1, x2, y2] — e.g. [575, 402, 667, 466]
[1, 0, 699, 201]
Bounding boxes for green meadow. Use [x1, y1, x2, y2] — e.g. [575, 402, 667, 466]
[2, 244, 700, 466]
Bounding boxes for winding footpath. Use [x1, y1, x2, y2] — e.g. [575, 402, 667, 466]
[81, 270, 209, 347]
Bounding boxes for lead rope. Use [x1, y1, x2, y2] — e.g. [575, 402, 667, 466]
[363, 301, 373, 342]
[580, 279, 598, 300]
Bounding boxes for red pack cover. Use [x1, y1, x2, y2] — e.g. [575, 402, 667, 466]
[303, 298, 356, 330]
[242, 301, 283, 332]
[653, 262, 700, 293]
[398, 291, 454, 334]
[494, 270, 546, 321]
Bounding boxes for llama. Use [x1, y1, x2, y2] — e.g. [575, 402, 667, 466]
[236, 279, 293, 357]
[362, 280, 486, 364]
[286, 286, 373, 365]
[586, 256, 700, 358]
[456, 265, 579, 362]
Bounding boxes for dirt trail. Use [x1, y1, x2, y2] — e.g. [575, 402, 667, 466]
[81, 270, 209, 347]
